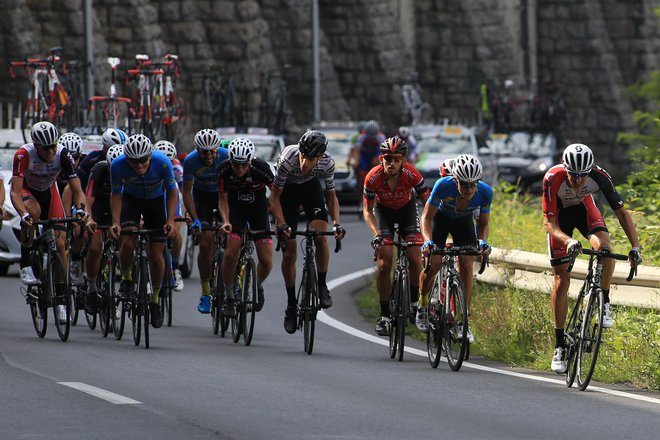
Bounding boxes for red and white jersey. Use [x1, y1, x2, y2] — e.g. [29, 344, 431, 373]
[542, 164, 624, 218]
[363, 162, 429, 210]
[12, 143, 77, 192]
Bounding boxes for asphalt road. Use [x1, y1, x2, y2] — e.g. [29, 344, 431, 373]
[0, 214, 658, 439]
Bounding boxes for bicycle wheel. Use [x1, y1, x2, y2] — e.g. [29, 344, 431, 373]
[577, 288, 604, 390]
[388, 276, 398, 359]
[395, 269, 409, 362]
[160, 252, 173, 327]
[303, 263, 318, 355]
[28, 286, 48, 338]
[132, 265, 142, 346]
[231, 267, 242, 343]
[50, 253, 71, 342]
[142, 260, 150, 349]
[99, 281, 111, 338]
[426, 276, 443, 368]
[85, 302, 97, 330]
[242, 258, 257, 346]
[105, 252, 118, 338]
[564, 288, 585, 388]
[443, 280, 469, 371]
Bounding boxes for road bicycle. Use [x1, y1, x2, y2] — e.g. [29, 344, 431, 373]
[143, 54, 182, 141]
[88, 57, 133, 132]
[564, 248, 637, 390]
[158, 218, 187, 328]
[126, 54, 165, 140]
[425, 245, 488, 371]
[372, 229, 422, 362]
[280, 225, 342, 355]
[21, 217, 79, 341]
[9, 47, 71, 143]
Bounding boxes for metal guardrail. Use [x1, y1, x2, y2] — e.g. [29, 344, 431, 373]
[475, 247, 659, 309]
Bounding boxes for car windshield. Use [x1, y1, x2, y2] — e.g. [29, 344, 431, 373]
[488, 132, 555, 158]
[252, 140, 281, 162]
[0, 149, 16, 173]
[418, 136, 473, 155]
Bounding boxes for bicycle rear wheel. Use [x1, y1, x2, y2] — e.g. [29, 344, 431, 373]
[426, 276, 443, 368]
[28, 286, 48, 338]
[303, 265, 318, 355]
[160, 274, 173, 327]
[443, 280, 468, 371]
[242, 258, 257, 346]
[577, 288, 604, 390]
[132, 265, 142, 346]
[231, 279, 242, 344]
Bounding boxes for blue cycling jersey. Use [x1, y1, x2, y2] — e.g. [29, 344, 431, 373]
[110, 150, 177, 199]
[428, 176, 493, 219]
[182, 147, 229, 192]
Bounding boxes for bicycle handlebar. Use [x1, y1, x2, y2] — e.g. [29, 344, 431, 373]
[32, 217, 81, 227]
[577, 248, 638, 282]
[423, 245, 489, 275]
[126, 68, 166, 76]
[276, 230, 342, 254]
[372, 240, 423, 262]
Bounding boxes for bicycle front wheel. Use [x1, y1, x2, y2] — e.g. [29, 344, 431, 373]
[565, 287, 586, 387]
[28, 286, 48, 338]
[395, 269, 409, 362]
[302, 264, 318, 355]
[242, 258, 257, 346]
[50, 253, 71, 342]
[388, 278, 398, 359]
[426, 276, 443, 368]
[577, 288, 604, 390]
[443, 280, 468, 371]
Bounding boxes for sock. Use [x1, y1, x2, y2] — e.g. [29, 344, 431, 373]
[555, 328, 565, 348]
[201, 279, 210, 296]
[380, 301, 389, 317]
[121, 269, 132, 282]
[152, 286, 160, 304]
[410, 285, 419, 304]
[602, 289, 610, 304]
[419, 293, 429, 308]
[317, 271, 327, 288]
[20, 245, 31, 269]
[172, 256, 180, 269]
[286, 286, 296, 306]
[72, 252, 82, 261]
[87, 277, 97, 293]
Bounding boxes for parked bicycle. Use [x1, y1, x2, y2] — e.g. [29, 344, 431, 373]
[425, 245, 488, 371]
[88, 57, 133, 132]
[564, 248, 637, 390]
[142, 54, 182, 141]
[126, 54, 165, 140]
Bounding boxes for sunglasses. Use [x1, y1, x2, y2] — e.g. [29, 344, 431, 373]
[230, 161, 250, 168]
[128, 155, 150, 165]
[568, 171, 589, 178]
[198, 148, 216, 155]
[37, 144, 57, 150]
[383, 155, 403, 163]
[458, 180, 478, 189]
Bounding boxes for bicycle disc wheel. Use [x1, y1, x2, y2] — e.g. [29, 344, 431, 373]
[443, 280, 468, 371]
[426, 277, 443, 368]
[49, 253, 71, 342]
[28, 287, 48, 338]
[577, 289, 604, 390]
[242, 258, 257, 346]
[396, 270, 409, 362]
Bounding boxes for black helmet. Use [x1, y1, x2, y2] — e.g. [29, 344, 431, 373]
[298, 130, 328, 157]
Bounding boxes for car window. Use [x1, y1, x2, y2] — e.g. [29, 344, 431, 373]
[418, 136, 473, 155]
[488, 132, 555, 158]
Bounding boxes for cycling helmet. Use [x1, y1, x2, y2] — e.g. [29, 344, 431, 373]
[154, 140, 177, 161]
[228, 137, 255, 163]
[58, 132, 83, 157]
[194, 128, 221, 151]
[397, 126, 411, 139]
[298, 130, 328, 158]
[31, 121, 59, 147]
[106, 144, 124, 163]
[452, 154, 483, 182]
[562, 143, 594, 174]
[101, 128, 127, 149]
[440, 158, 455, 177]
[364, 120, 380, 137]
[124, 134, 152, 159]
[379, 136, 408, 157]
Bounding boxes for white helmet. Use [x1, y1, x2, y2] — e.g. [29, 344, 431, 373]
[562, 143, 594, 174]
[228, 137, 255, 163]
[58, 132, 83, 157]
[106, 144, 124, 163]
[102, 128, 127, 149]
[453, 154, 483, 182]
[124, 134, 152, 159]
[154, 140, 177, 161]
[397, 126, 411, 139]
[31, 121, 59, 147]
[194, 128, 221, 151]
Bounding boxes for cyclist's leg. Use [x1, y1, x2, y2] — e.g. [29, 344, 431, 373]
[374, 204, 396, 315]
[118, 194, 140, 288]
[221, 234, 240, 293]
[249, 195, 274, 294]
[280, 184, 300, 305]
[583, 197, 614, 292]
[18, 188, 43, 281]
[142, 195, 168, 304]
[399, 199, 423, 306]
[48, 185, 68, 285]
[300, 179, 330, 292]
[194, 190, 218, 296]
[451, 217, 478, 308]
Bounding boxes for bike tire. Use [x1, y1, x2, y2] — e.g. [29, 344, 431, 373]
[50, 252, 71, 342]
[426, 276, 443, 368]
[303, 265, 317, 355]
[231, 277, 242, 344]
[577, 288, 604, 391]
[132, 265, 142, 346]
[443, 280, 468, 371]
[396, 269, 409, 362]
[142, 260, 150, 349]
[106, 252, 118, 338]
[98, 252, 112, 338]
[28, 286, 48, 338]
[565, 288, 585, 388]
[242, 258, 257, 346]
[115, 297, 126, 340]
[388, 276, 398, 359]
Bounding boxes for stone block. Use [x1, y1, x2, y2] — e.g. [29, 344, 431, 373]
[236, 1, 260, 21]
[159, 1, 180, 22]
[60, 0, 81, 12]
[177, 43, 195, 60]
[209, 1, 235, 20]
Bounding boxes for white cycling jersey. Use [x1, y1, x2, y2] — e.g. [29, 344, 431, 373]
[274, 144, 336, 190]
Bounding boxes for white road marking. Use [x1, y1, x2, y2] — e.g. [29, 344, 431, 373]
[322, 267, 660, 406]
[58, 382, 141, 404]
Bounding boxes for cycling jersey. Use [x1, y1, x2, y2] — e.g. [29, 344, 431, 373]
[363, 162, 428, 210]
[182, 147, 229, 193]
[13, 143, 77, 191]
[172, 157, 183, 189]
[110, 150, 176, 199]
[355, 132, 386, 171]
[77, 149, 105, 190]
[428, 176, 493, 219]
[87, 161, 112, 225]
[274, 144, 335, 190]
[542, 164, 623, 218]
[217, 157, 274, 202]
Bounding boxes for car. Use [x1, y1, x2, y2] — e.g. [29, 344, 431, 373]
[307, 122, 360, 205]
[0, 146, 22, 275]
[413, 123, 496, 188]
[487, 130, 561, 193]
[218, 127, 285, 174]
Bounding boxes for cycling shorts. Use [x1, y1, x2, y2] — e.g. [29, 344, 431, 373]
[375, 199, 422, 244]
[91, 199, 112, 227]
[21, 184, 65, 229]
[228, 191, 272, 242]
[120, 193, 167, 242]
[193, 189, 220, 226]
[431, 212, 477, 248]
[548, 203, 608, 266]
[281, 178, 328, 233]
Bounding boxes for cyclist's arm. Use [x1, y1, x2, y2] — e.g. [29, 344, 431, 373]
[181, 180, 198, 220]
[325, 189, 340, 225]
[110, 193, 122, 226]
[217, 190, 230, 227]
[476, 212, 490, 242]
[269, 185, 286, 227]
[420, 202, 438, 242]
[68, 177, 86, 210]
[9, 176, 28, 218]
[165, 187, 177, 227]
[612, 206, 641, 248]
[363, 198, 379, 236]
[543, 214, 572, 246]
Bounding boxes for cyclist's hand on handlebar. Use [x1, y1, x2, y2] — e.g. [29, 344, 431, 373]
[277, 224, 291, 240]
[164, 222, 175, 238]
[86, 220, 98, 234]
[421, 239, 435, 256]
[567, 238, 582, 255]
[20, 213, 33, 227]
[333, 223, 346, 240]
[72, 204, 88, 221]
[371, 234, 383, 249]
[185, 211, 193, 225]
[629, 247, 642, 266]
[110, 224, 121, 239]
[221, 222, 232, 234]
[478, 239, 492, 255]
[190, 218, 202, 230]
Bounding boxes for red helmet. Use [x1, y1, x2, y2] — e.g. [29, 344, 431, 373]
[379, 136, 408, 157]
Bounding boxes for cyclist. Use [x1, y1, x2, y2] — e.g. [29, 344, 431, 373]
[110, 134, 178, 329]
[217, 137, 274, 313]
[363, 137, 429, 336]
[348, 120, 386, 194]
[77, 128, 127, 191]
[83, 144, 123, 314]
[270, 130, 346, 334]
[181, 128, 229, 313]
[417, 154, 492, 340]
[439, 158, 455, 178]
[154, 140, 185, 291]
[10, 121, 88, 323]
[543, 143, 641, 373]
[397, 126, 418, 163]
